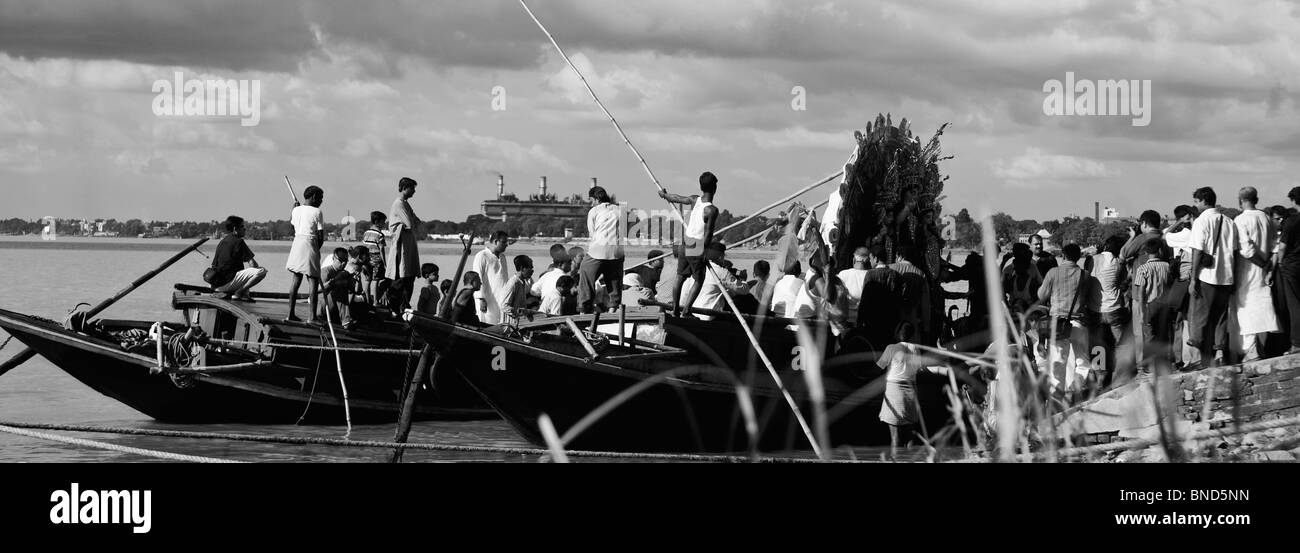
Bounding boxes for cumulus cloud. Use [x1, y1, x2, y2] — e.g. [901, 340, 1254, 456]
[0, 0, 1297, 221]
[990, 147, 1117, 187]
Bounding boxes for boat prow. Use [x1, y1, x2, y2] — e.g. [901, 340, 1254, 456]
[0, 284, 496, 424]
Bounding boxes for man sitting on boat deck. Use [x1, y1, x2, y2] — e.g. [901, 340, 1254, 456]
[621, 272, 655, 308]
[499, 255, 537, 313]
[676, 242, 750, 320]
[320, 247, 356, 329]
[207, 215, 267, 301]
[770, 261, 805, 318]
[625, 249, 665, 300]
[532, 245, 571, 315]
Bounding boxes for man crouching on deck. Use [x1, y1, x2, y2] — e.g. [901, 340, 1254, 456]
[208, 215, 267, 301]
[660, 171, 720, 319]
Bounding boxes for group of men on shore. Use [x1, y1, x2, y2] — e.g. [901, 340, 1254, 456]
[995, 186, 1300, 398]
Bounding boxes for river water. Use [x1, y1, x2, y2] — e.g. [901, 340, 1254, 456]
[0, 236, 797, 463]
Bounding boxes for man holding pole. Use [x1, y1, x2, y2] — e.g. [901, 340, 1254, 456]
[660, 171, 720, 319]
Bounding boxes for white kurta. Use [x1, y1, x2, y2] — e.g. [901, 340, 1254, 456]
[472, 248, 510, 325]
[1233, 209, 1279, 335]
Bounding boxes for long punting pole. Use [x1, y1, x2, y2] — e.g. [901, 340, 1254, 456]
[283, 175, 301, 204]
[714, 170, 843, 241]
[520, 0, 822, 456]
[626, 197, 831, 272]
[518, 0, 665, 193]
[0, 237, 209, 377]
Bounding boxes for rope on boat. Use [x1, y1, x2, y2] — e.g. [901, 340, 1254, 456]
[0, 423, 243, 463]
[0, 334, 13, 351]
[0, 421, 868, 463]
[205, 337, 418, 355]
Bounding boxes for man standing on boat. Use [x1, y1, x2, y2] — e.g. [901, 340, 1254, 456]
[580, 185, 625, 313]
[386, 177, 422, 313]
[208, 215, 267, 301]
[660, 171, 720, 319]
[472, 231, 511, 324]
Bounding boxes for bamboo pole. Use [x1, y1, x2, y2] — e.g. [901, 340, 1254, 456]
[518, 0, 665, 193]
[390, 343, 438, 463]
[714, 171, 842, 241]
[438, 235, 473, 318]
[322, 304, 352, 435]
[283, 175, 300, 204]
[624, 196, 826, 271]
[565, 317, 600, 362]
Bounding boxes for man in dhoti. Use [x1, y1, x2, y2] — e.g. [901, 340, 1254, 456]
[1233, 187, 1280, 361]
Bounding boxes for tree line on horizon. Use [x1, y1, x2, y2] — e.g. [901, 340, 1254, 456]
[0, 208, 778, 243]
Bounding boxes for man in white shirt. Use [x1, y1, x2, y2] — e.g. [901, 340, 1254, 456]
[1187, 187, 1237, 365]
[1232, 187, 1279, 361]
[770, 261, 805, 318]
[680, 243, 749, 320]
[836, 246, 872, 324]
[580, 186, 625, 313]
[531, 245, 571, 316]
[471, 231, 511, 324]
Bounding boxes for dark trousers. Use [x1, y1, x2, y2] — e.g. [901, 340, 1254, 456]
[1187, 282, 1231, 358]
[1100, 307, 1133, 386]
[1279, 266, 1300, 348]
[1146, 280, 1188, 363]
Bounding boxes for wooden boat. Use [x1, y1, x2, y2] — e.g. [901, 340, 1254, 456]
[0, 284, 494, 424]
[404, 307, 953, 453]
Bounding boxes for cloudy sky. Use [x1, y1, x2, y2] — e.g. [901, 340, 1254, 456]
[0, 0, 1297, 224]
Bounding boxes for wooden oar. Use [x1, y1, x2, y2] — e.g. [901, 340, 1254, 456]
[0, 237, 209, 377]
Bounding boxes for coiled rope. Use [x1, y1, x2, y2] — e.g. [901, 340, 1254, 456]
[0, 421, 866, 463]
[0, 423, 242, 463]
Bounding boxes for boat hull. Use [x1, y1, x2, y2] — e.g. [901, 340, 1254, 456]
[0, 309, 494, 424]
[412, 314, 952, 453]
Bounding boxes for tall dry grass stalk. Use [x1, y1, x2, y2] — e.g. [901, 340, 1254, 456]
[980, 212, 1021, 461]
[795, 323, 831, 460]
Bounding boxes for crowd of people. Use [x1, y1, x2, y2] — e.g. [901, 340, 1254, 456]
[981, 186, 1300, 402]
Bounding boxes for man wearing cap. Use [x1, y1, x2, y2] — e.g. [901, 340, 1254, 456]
[580, 185, 625, 313]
